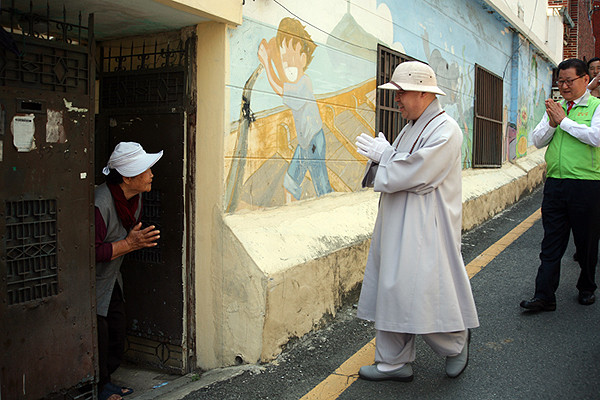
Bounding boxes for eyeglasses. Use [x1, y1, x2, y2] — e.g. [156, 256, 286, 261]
[557, 75, 585, 87]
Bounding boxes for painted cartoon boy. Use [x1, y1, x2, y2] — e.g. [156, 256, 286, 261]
[258, 17, 332, 200]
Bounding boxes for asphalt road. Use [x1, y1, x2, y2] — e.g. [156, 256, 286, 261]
[183, 186, 600, 400]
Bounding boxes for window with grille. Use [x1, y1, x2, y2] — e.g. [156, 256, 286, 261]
[376, 45, 416, 143]
[473, 64, 503, 167]
[5, 199, 59, 305]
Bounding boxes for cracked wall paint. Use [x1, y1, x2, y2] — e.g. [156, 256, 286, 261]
[63, 98, 89, 113]
[227, 0, 555, 212]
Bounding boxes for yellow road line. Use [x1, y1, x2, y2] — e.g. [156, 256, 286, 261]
[299, 207, 542, 400]
[300, 339, 376, 400]
[465, 208, 541, 278]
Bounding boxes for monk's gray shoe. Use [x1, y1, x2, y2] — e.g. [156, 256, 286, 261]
[445, 330, 471, 378]
[358, 364, 414, 382]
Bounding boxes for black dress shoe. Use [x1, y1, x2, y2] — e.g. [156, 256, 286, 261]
[578, 292, 595, 305]
[520, 297, 556, 311]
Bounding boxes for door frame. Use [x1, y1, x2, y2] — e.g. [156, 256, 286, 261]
[96, 32, 196, 373]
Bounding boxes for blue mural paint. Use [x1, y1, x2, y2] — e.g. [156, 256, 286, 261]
[228, 17, 373, 123]
[227, 0, 558, 198]
[510, 34, 520, 127]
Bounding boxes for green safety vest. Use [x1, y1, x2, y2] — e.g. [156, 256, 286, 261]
[545, 92, 600, 180]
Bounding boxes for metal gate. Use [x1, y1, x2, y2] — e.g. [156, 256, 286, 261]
[96, 35, 194, 373]
[473, 64, 503, 167]
[376, 44, 417, 143]
[0, 3, 96, 399]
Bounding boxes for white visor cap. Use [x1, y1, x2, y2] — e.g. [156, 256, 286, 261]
[378, 61, 446, 96]
[102, 142, 163, 177]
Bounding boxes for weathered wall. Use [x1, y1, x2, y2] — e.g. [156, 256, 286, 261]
[195, 21, 228, 370]
[223, 190, 379, 363]
[216, 148, 546, 364]
[462, 147, 546, 231]
[197, 0, 558, 368]
[161, 0, 242, 25]
[225, 0, 556, 212]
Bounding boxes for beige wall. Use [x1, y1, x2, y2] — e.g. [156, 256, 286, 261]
[483, 0, 563, 65]
[195, 21, 229, 370]
[190, 10, 549, 370]
[157, 0, 242, 25]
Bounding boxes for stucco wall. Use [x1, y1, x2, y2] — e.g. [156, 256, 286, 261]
[225, 0, 558, 212]
[194, 0, 558, 369]
[223, 190, 379, 362]
[218, 148, 546, 364]
[195, 21, 228, 370]
[161, 0, 242, 25]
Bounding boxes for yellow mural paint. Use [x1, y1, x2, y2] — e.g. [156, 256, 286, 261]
[517, 135, 528, 157]
[226, 79, 376, 212]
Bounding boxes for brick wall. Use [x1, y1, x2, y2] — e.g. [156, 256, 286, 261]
[593, 0, 600, 57]
[577, 0, 595, 60]
[558, 0, 595, 60]
[564, 0, 577, 59]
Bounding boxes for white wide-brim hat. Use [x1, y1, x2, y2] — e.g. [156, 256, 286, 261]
[102, 142, 163, 177]
[378, 61, 446, 96]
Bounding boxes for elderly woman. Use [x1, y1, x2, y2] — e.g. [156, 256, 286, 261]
[95, 142, 163, 400]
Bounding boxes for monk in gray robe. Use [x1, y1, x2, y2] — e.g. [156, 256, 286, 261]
[355, 61, 479, 382]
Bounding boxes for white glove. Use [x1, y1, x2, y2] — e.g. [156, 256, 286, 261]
[356, 132, 391, 163]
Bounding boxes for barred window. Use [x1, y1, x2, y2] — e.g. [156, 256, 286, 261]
[473, 64, 503, 167]
[5, 199, 58, 305]
[376, 45, 416, 143]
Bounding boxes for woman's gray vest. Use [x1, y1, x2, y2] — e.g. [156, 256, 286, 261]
[95, 183, 141, 317]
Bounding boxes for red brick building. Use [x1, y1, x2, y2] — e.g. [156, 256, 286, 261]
[550, 0, 595, 60]
[592, 0, 600, 57]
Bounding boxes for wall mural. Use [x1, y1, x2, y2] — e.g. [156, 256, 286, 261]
[257, 18, 333, 202]
[516, 44, 551, 158]
[225, 4, 379, 213]
[420, 30, 474, 168]
[225, 0, 554, 213]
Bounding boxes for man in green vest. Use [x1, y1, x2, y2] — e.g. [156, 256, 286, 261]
[521, 58, 600, 311]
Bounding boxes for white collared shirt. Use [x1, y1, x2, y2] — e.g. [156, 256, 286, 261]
[531, 92, 600, 148]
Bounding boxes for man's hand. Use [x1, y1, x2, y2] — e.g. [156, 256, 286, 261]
[545, 99, 566, 128]
[356, 132, 392, 163]
[589, 72, 600, 91]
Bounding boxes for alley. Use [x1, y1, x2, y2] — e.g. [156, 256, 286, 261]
[173, 186, 600, 400]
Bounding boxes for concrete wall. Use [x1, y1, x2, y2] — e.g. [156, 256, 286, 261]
[160, 0, 242, 25]
[225, 0, 559, 212]
[484, 0, 563, 65]
[195, 21, 229, 370]
[462, 148, 546, 231]
[203, 149, 546, 366]
[224, 191, 378, 362]
[192, 0, 557, 370]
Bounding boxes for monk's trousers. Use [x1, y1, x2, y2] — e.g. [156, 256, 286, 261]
[375, 329, 468, 365]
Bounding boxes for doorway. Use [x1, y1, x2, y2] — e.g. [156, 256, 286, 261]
[96, 33, 195, 373]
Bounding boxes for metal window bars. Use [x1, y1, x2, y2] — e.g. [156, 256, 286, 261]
[0, 0, 89, 46]
[101, 39, 188, 73]
[473, 64, 503, 167]
[376, 44, 417, 143]
[5, 199, 59, 305]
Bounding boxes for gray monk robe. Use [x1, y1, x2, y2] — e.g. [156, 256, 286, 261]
[357, 98, 479, 334]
